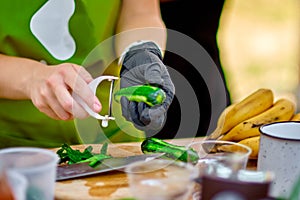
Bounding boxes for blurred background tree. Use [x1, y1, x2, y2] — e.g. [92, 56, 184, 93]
[159, 0, 299, 137]
[218, 0, 300, 109]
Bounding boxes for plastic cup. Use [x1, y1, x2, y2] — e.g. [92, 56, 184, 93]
[125, 159, 198, 200]
[188, 140, 252, 178]
[0, 147, 59, 200]
[0, 165, 15, 200]
[187, 140, 252, 199]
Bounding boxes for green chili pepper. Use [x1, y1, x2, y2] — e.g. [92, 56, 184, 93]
[114, 85, 166, 107]
[141, 137, 200, 164]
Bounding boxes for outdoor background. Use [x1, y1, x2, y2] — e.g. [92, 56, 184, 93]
[218, 0, 300, 110]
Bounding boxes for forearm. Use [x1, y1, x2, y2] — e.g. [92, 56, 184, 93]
[0, 54, 45, 99]
[115, 0, 167, 56]
[0, 54, 99, 120]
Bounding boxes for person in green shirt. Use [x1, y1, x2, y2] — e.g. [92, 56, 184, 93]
[0, 0, 174, 148]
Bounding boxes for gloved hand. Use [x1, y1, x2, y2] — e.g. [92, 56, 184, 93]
[119, 41, 175, 134]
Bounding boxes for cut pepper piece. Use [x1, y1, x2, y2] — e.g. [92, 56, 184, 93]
[114, 85, 166, 107]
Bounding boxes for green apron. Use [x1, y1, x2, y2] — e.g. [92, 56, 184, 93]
[0, 0, 144, 148]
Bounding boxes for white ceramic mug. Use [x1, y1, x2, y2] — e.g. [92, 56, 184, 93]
[258, 121, 300, 198]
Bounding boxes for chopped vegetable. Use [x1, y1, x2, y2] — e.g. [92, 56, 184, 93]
[100, 142, 108, 155]
[56, 142, 111, 167]
[78, 154, 111, 168]
[56, 143, 93, 164]
[141, 137, 200, 164]
[114, 85, 166, 107]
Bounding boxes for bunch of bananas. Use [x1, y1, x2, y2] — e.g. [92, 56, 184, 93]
[207, 88, 299, 159]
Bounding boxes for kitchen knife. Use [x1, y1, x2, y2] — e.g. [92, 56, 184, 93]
[56, 154, 163, 181]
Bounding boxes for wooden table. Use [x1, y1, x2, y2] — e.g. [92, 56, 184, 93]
[54, 137, 200, 200]
[54, 137, 258, 200]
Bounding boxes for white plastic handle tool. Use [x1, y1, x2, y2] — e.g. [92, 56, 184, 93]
[73, 76, 119, 127]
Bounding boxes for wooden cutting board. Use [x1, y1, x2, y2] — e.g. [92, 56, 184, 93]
[54, 138, 198, 200]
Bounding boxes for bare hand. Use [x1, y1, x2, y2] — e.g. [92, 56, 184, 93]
[29, 63, 101, 120]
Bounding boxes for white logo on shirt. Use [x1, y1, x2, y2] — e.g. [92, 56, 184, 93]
[30, 0, 76, 61]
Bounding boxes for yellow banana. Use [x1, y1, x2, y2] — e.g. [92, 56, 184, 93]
[291, 112, 300, 121]
[207, 103, 235, 140]
[221, 98, 295, 142]
[207, 88, 274, 140]
[238, 136, 260, 159]
[216, 136, 260, 159]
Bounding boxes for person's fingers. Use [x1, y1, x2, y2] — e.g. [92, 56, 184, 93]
[71, 64, 93, 83]
[45, 86, 72, 120]
[65, 68, 94, 104]
[120, 96, 131, 121]
[58, 64, 101, 113]
[120, 67, 144, 87]
[38, 104, 62, 120]
[144, 62, 164, 86]
[161, 68, 175, 107]
[32, 91, 61, 120]
[128, 101, 145, 127]
[54, 81, 92, 119]
[120, 96, 164, 130]
[138, 103, 150, 125]
[30, 77, 71, 120]
[35, 89, 71, 120]
[146, 63, 175, 110]
[120, 54, 174, 131]
[72, 100, 90, 119]
[141, 106, 166, 130]
[30, 63, 100, 120]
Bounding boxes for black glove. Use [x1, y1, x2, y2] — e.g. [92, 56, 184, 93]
[120, 41, 175, 134]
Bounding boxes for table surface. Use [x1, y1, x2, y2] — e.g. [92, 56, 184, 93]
[54, 137, 257, 200]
